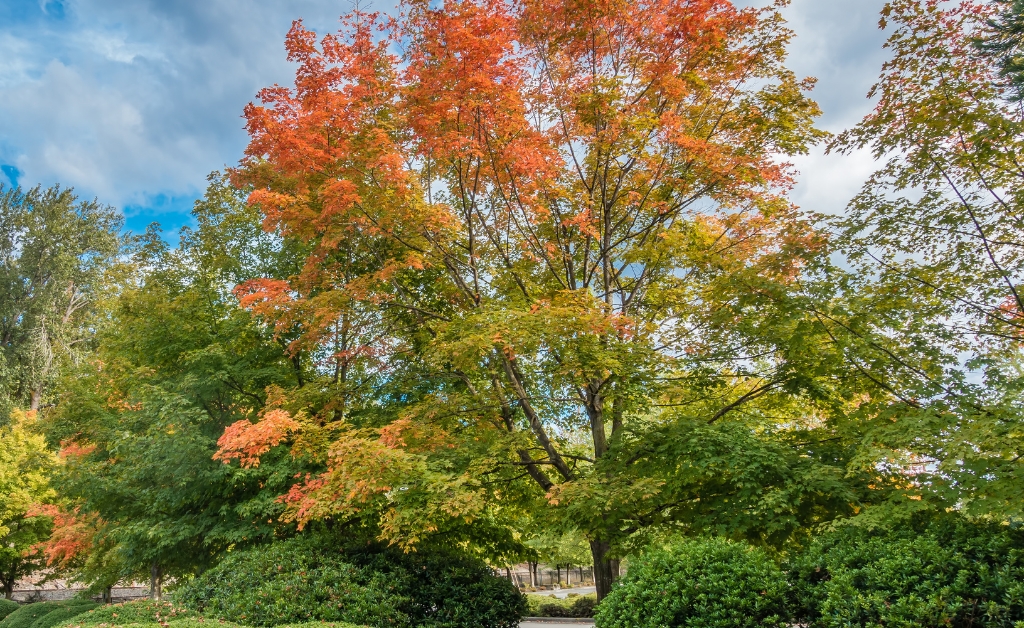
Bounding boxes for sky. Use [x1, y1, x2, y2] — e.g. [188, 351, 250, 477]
[0, 0, 891, 238]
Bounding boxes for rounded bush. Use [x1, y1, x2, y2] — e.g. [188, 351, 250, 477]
[1, 603, 64, 628]
[29, 603, 99, 628]
[61, 600, 195, 627]
[177, 534, 526, 628]
[349, 547, 526, 628]
[595, 537, 789, 628]
[0, 601, 19, 621]
[789, 514, 1024, 628]
[176, 536, 407, 627]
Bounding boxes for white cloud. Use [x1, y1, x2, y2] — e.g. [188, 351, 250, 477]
[0, 0, 891, 223]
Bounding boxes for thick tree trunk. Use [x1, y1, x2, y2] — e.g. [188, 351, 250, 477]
[149, 563, 162, 601]
[103, 586, 112, 604]
[590, 539, 619, 601]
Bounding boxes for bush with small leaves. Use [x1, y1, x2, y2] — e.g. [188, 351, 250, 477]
[177, 534, 524, 628]
[2, 602, 96, 628]
[175, 536, 406, 628]
[595, 537, 788, 628]
[0, 601, 19, 621]
[526, 594, 597, 618]
[59, 601, 199, 628]
[789, 514, 1024, 628]
[29, 602, 99, 628]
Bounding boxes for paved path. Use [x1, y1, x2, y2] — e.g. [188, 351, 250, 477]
[520, 620, 595, 628]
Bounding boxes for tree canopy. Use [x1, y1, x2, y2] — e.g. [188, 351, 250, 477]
[7, 0, 1024, 608]
[0, 185, 123, 421]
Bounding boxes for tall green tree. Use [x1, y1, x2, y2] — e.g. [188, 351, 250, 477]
[0, 185, 123, 421]
[46, 175, 307, 592]
[831, 0, 1024, 520]
[980, 0, 1024, 100]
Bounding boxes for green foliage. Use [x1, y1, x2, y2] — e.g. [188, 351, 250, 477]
[1, 602, 95, 628]
[0, 604, 63, 628]
[0, 602, 19, 621]
[176, 535, 407, 627]
[789, 514, 1024, 628]
[0, 184, 124, 422]
[44, 173, 306, 586]
[526, 594, 597, 618]
[61, 601, 197, 627]
[28, 603, 99, 628]
[0, 411, 58, 598]
[525, 532, 591, 569]
[831, 0, 1024, 521]
[348, 546, 527, 628]
[979, 0, 1024, 101]
[594, 537, 788, 628]
[177, 533, 526, 628]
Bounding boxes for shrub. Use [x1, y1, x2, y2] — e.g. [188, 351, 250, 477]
[29, 603, 99, 628]
[2, 604, 65, 628]
[595, 537, 788, 628]
[526, 594, 597, 618]
[0, 602, 19, 621]
[178, 534, 525, 628]
[175, 536, 407, 627]
[349, 548, 526, 628]
[789, 514, 1024, 628]
[60, 601, 199, 627]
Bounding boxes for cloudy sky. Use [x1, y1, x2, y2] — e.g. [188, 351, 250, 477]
[0, 0, 890, 236]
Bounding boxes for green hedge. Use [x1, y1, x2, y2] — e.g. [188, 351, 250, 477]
[59, 601, 198, 627]
[526, 594, 597, 618]
[1, 601, 97, 628]
[348, 547, 526, 628]
[29, 603, 99, 628]
[53, 601, 364, 628]
[789, 514, 1024, 628]
[595, 537, 788, 628]
[0, 602, 19, 621]
[177, 534, 525, 628]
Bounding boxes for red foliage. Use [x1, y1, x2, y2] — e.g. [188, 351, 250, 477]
[214, 409, 300, 468]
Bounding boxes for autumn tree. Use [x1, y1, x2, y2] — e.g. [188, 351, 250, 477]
[221, 0, 908, 599]
[831, 0, 1024, 520]
[0, 410, 58, 599]
[0, 185, 124, 422]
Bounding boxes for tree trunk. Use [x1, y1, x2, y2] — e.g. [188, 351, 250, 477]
[103, 586, 112, 604]
[567, 564, 572, 587]
[591, 539, 619, 601]
[149, 563, 162, 601]
[2, 580, 12, 600]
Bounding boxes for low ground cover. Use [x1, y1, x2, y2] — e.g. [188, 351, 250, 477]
[526, 594, 597, 618]
[0, 601, 19, 621]
[0, 601, 99, 628]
